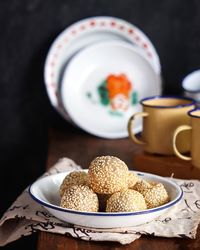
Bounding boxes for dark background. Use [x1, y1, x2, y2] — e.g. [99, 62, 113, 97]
[0, 0, 200, 249]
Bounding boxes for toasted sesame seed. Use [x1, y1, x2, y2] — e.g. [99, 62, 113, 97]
[59, 171, 88, 197]
[88, 156, 129, 194]
[128, 172, 141, 189]
[106, 189, 147, 212]
[60, 184, 99, 212]
[133, 180, 152, 194]
[143, 183, 169, 209]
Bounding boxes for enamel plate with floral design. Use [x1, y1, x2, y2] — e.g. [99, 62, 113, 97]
[61, 40, 161, 139]
[44, 16, 161, 121]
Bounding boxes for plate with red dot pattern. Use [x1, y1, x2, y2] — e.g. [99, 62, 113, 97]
[44, 16, 161, 122]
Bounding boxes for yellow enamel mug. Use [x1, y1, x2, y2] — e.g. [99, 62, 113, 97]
[128, 96, 195, 155]
[173, 108, 200, 168]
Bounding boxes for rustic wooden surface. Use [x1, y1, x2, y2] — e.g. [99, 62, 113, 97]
[37, 128, 200, 250]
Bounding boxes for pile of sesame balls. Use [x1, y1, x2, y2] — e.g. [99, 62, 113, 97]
[59, 156, 169, 212]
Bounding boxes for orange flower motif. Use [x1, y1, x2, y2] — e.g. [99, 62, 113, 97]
[107, 74, 132, 99]
[106, 74, 132, 111]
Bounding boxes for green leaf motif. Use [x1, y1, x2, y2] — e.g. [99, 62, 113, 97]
[97, 80, 109, 106]
[131, 91, 138, 105]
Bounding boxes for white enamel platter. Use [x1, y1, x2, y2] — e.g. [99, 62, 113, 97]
[29, 170, 183, 229]
[61, 40, 161, 139]
[44, 16, 161, 121]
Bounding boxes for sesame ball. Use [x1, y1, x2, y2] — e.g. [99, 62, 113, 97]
[143, 183, 169, 209]
[128, 172, 141, 189]
[88, 156, 129, 194]
[59, 171, 88, 197]
[60, 185, 99, 212]
[106, 189, 147, 212]
[133, 180, 152, 194]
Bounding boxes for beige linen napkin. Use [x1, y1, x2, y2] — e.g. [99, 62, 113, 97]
[0, 157, 200, 246]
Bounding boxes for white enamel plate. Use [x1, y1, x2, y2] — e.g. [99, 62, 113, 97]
[61, 40, 161, 139]
[29, 170, 182, 229]
[44, 16, 161, 120]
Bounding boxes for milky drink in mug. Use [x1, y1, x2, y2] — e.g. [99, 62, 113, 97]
[128, 96, 195, 155]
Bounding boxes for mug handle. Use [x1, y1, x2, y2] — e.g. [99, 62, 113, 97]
[128, 112, 148, 145]
[173, 125, 192, 160]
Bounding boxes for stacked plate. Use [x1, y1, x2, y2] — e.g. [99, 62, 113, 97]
[44, 16, 162, 139]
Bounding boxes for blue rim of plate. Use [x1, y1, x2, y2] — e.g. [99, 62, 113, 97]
[28, 171, 183, 217]
[140, 95, 196, 109]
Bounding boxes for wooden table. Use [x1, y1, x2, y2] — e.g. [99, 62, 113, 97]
[37, 127, 200, 250]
